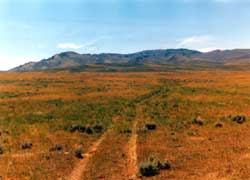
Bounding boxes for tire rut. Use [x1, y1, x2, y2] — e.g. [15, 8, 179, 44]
[127, 117, 138, 180]
[67, 129, 110, 180]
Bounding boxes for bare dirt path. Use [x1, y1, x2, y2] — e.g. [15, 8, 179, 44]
[67, 129, 110, 180]
[127, 120, 138, 180]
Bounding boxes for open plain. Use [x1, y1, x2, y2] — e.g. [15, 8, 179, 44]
[0, 71, 250, 179]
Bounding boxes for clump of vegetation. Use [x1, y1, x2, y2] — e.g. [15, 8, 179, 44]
[137, 123, 157, 134]
[187, 129, 199, 136]
[158, 160, 171, 170]
[137, 126, 148, 133]
[74, 148, 83, 159]
[93, 125, 103, 133]
[85, 127, 93, 134]
[69, 124, 103, 134]
[232, 115, 246, 124]
[120, 129, 132, 134]
[69, 125, 86, 133]
[0, 146, 4, 155]
[146, 123, 157, 130]
[215, 121, 223, 128]
[139, 161, 160, 177]
[49, 144, 63, 152]
[139, 156, 171, 177]
[192, 116, 204, 126]
[21, 142, 32, 150]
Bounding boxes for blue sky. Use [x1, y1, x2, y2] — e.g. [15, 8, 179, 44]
[1, 0, 250, 70]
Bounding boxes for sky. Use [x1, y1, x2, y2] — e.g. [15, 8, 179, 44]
[1, 0, 250, 70]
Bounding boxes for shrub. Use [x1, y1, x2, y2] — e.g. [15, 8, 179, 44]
[232, 115, 246, 124]
[139, 156, 160, 177]
[93, 125, 103, 133]
[139, 162, 160, 177]
[215, 122, 223, 128]
[159, 160, 171, 170]
[139, 156, 171, 177]
[120, 129, 132, 134]
[137, 126, 148, 133]
[0, 147, 3, 155]
[74, 149, 83, 159]
[69, 124, 100, 134]
[49, 144, 63, 151]
[86, 127, 93, 134]
[192, 116, 204, 126]
[146, 123, 157, 130]
[21, 142, 32, 150]
[69, 125, 86, 133]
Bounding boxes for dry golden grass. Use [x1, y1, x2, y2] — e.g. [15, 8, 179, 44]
[1, 70, 250, 179]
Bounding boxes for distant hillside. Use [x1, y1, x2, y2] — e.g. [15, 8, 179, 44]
[11, 48, 250, 72]
[198, 49, 250, 61]
[10, 49, 202, 71]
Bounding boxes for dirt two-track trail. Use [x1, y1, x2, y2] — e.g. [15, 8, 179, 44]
[67, 129, 111, 180]
[67, 88, 165, 180]
[67, 120, 139, 180]
[67, 114, 140, 180]
[127, 120, 138, 180]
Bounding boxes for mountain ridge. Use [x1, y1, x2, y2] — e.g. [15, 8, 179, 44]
[10, 48, 250, 71]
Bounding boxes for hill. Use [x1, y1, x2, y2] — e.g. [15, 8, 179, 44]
[11, 48, 250, 71]
[10, 49, 202, 71]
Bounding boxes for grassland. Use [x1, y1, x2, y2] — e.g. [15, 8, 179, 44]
[1, 71, 250, 179]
